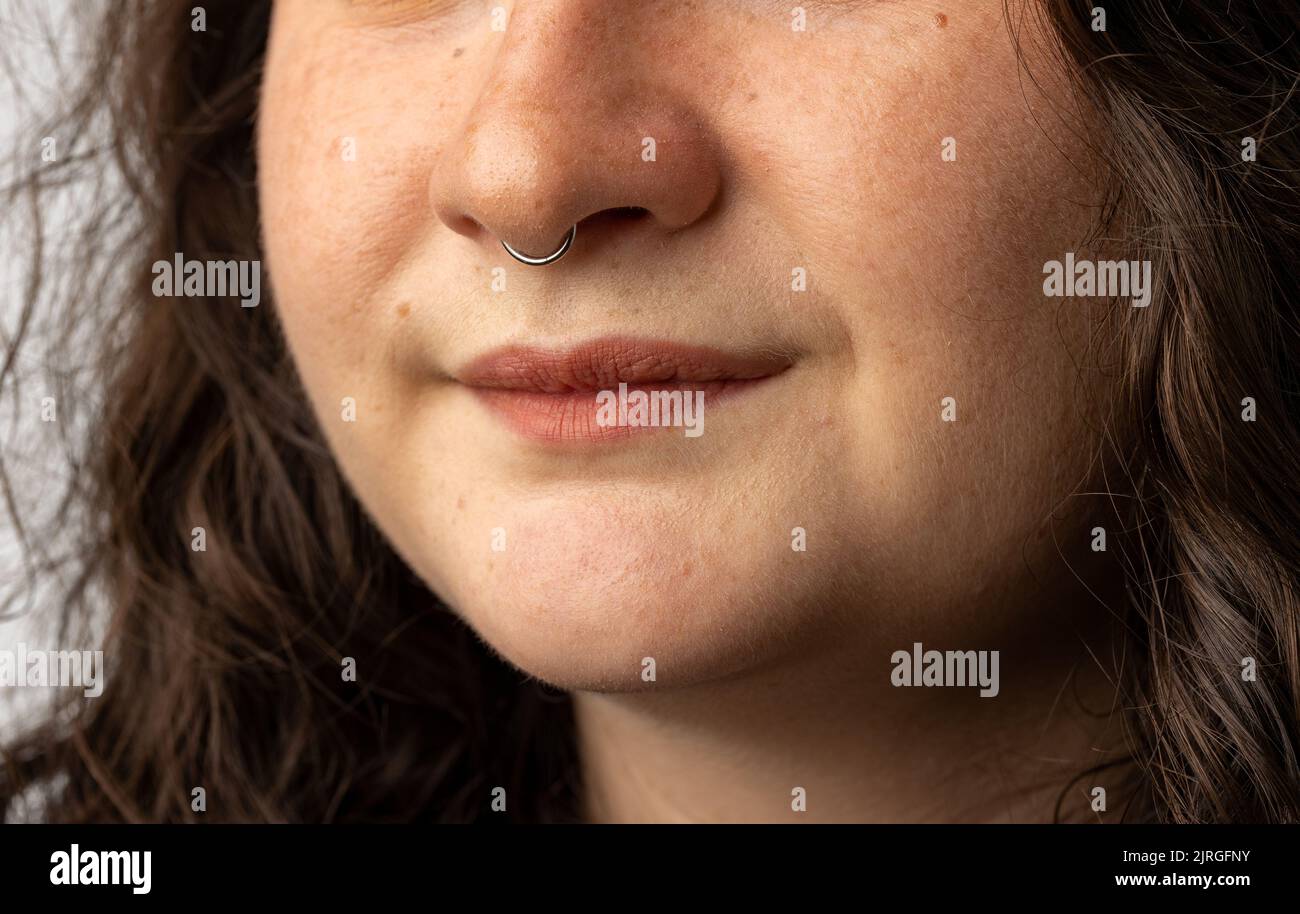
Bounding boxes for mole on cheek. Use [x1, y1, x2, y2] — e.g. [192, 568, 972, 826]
[934, 12, 948, 28]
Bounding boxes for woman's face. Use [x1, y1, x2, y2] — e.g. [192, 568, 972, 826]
[259, 0, 1111, 690]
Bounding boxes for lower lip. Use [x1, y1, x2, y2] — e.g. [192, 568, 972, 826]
[469, 378, 770, 443]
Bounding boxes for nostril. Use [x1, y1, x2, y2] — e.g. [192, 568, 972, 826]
[579, 206, 650, 231]
[455, 215, 484, 236]
[438, 210, 484, 240]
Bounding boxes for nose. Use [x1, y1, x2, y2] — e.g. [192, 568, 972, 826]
[428, 4, 723, 264]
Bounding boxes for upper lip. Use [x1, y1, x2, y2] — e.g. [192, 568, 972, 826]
[455, 336, 795, 393]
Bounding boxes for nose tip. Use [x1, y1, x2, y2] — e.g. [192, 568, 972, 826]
[428, 85, 722, 265]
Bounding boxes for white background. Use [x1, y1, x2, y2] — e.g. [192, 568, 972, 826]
[1, 0, 89, 737]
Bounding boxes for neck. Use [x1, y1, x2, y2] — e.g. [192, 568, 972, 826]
[575, 610, 1131, 824]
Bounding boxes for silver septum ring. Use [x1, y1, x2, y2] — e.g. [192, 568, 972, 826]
[502, 225, 577, 266]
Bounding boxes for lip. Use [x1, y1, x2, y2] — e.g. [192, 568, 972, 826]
[455, 337, 793, 443]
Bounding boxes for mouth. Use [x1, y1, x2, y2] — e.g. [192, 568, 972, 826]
[455, 336, 794, 443]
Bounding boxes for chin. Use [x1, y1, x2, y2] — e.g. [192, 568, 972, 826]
[424, 493, 829, 693]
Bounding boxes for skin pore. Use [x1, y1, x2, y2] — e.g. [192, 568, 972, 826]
[258, 0, 1131, 822]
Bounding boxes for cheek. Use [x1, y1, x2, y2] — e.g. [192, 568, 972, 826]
[740, 9, 1109, 604]
[257, 26, 467, 390]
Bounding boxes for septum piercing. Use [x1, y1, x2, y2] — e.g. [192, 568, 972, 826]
[502, 225, 577, 266]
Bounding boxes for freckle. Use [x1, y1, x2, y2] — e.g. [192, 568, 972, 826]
[681, 562, 692, 578]
[453, 47, 464, 57]
[397, 302, 411, 318]
[456, 496, 465, 511]
[747, 91, 758, 102]
[934, 12, 948, 28]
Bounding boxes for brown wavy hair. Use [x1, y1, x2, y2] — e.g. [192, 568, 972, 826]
[1, 0, 1297, 822]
